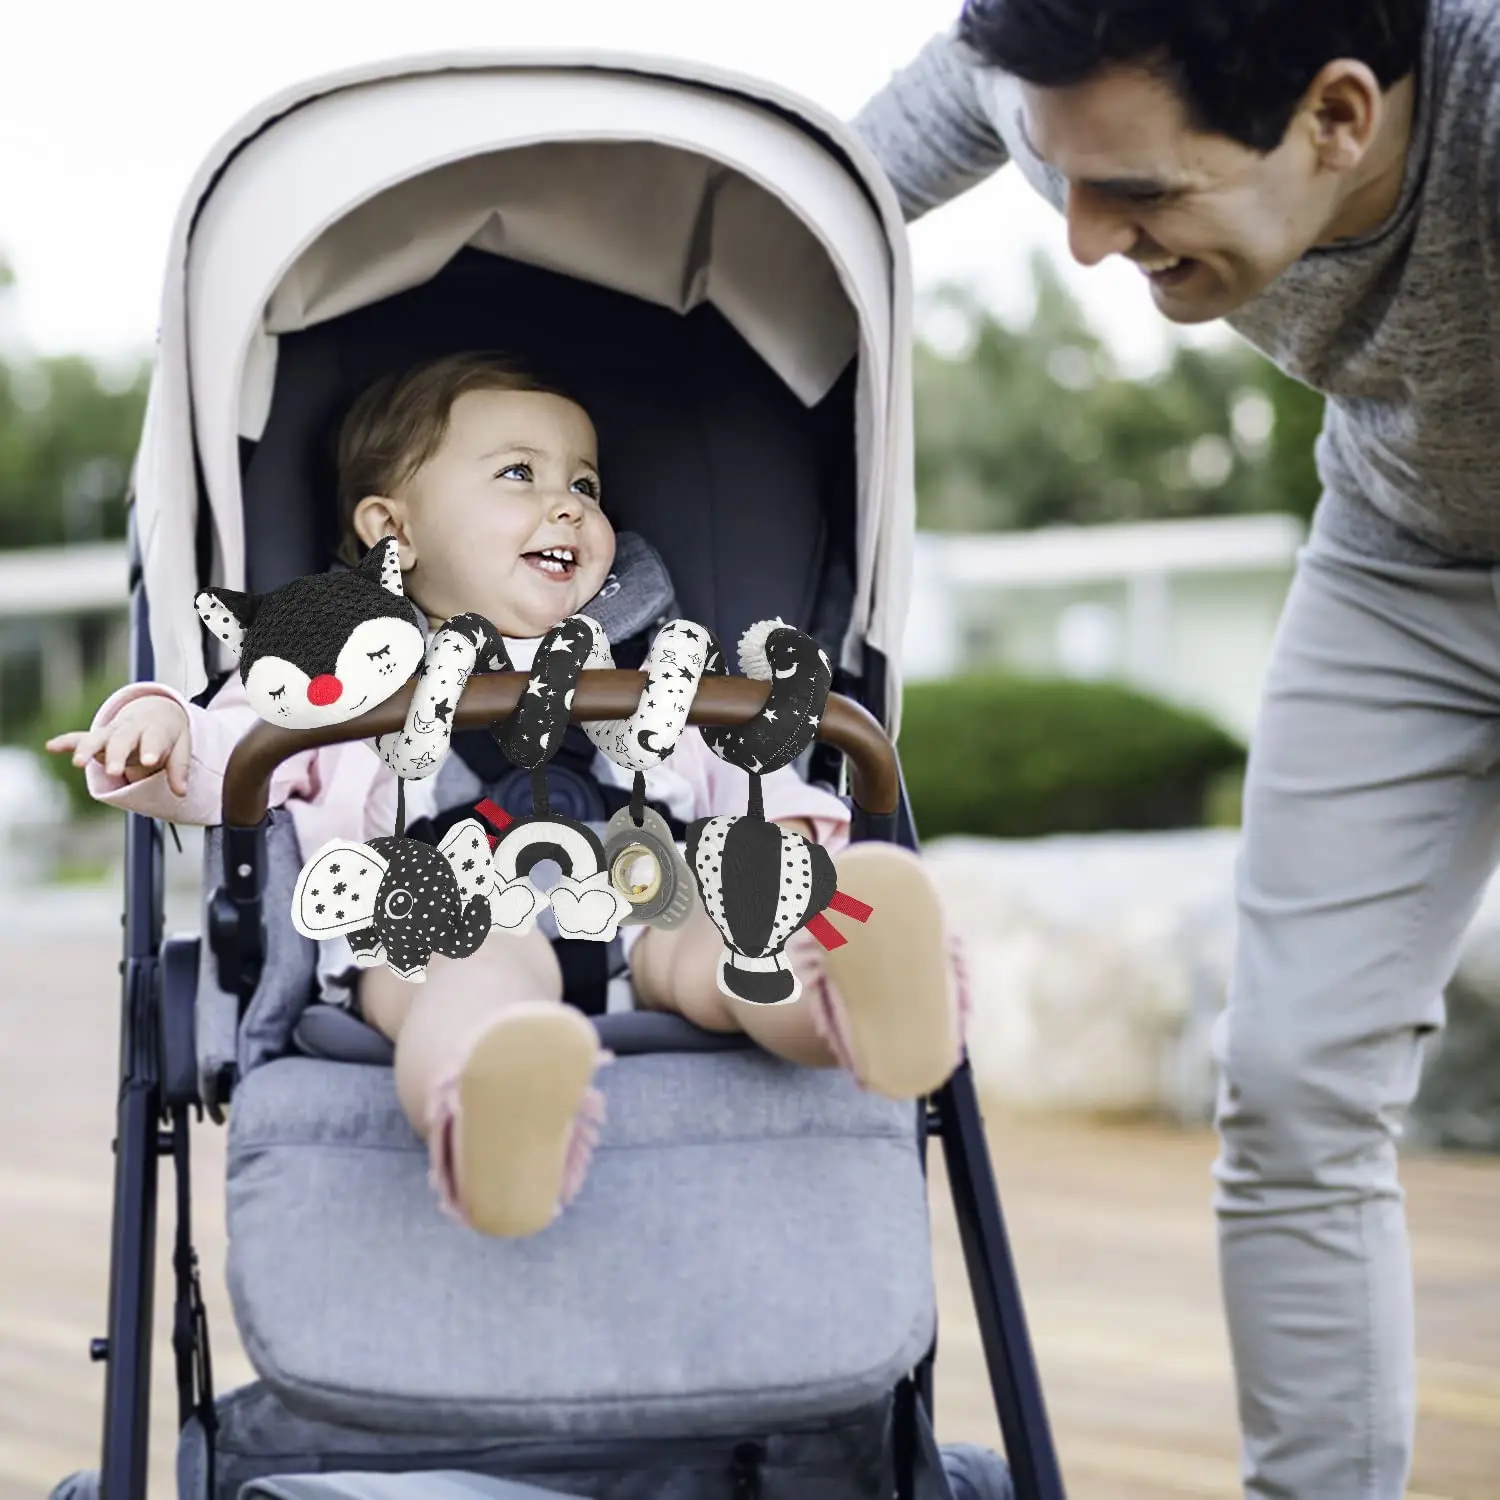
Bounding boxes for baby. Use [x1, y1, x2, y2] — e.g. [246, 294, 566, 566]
[49, 354, 965, 1239]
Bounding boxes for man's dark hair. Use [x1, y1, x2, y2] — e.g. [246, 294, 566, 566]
[958, 0, 1428, 153]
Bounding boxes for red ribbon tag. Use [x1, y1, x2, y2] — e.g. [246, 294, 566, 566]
[473, 799, 513, 849]
[805, 912, 847, 951]
[828, 890, 874, 923]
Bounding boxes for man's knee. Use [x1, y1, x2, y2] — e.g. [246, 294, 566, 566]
[1212, 1008, 1404, 1199]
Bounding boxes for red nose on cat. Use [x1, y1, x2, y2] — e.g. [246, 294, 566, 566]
[308, 675, 344, 707]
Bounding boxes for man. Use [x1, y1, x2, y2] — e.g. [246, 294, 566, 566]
[853, 2, 1499, 1496]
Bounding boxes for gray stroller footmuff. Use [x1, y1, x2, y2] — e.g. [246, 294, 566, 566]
[238, 1478, 568, 1500]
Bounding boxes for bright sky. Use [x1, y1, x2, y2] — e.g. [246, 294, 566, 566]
[0, 0, 1229, 376]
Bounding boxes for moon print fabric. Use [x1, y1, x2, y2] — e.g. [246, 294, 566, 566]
[580, 617, 719, 773]
[490, 615, 597, 774]
[376, 612, 511, 781]
[291, 820, 495, 983]
[699, 618, 832, 778]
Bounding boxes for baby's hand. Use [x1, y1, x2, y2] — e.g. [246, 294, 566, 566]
[46, 695, 191, 796]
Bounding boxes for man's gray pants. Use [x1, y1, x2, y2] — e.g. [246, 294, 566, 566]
[1212, 499, 1500, 1498]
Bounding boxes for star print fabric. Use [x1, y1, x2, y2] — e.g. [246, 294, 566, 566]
[490, 615, 597, 772]
[581, 617, 719, 773]
[376, 612, 512, 781]
[699, 619, 832, 778]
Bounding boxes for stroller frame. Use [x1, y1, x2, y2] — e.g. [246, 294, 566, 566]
[89, 533, 1068, 1500]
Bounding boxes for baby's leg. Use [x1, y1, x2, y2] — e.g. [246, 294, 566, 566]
[360, 929, 606, 1238]
[631, 840, 966, 1099]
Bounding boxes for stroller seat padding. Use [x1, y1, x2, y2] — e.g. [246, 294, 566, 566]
[226, 1052, 935, 1438]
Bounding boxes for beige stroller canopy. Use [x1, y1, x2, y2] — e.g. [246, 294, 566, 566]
[133, 50, 916, 726]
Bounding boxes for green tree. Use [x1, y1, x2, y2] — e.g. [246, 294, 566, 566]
[913, 251, 1326, 534]
[0, 264, 150, 549]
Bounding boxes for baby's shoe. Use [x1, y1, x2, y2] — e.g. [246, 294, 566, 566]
[427, 1001, 610, 1238]
[795, 842, 969, 1100]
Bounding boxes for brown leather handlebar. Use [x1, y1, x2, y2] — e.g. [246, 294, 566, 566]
[220, 670, 899, 829]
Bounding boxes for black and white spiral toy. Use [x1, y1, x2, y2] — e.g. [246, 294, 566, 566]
[580, 616, 717, 929]
[699, 617, 833, 797]
[478, 615, 632, 943]
[374, 611, 512, 784]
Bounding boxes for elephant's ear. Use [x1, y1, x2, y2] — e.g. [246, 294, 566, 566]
[437, 819, 495, 905]
[291, 841, 387, 939]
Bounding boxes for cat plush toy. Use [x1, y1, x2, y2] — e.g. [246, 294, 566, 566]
[194, 539, 502, 981]
[193, 536, 424, 730]
[686, 618, 875, 1006]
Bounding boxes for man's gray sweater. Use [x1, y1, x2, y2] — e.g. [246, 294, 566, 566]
[853, 0, 1500, 565]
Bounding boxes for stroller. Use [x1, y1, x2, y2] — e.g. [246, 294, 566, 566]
[51, 49, 1066, 1500]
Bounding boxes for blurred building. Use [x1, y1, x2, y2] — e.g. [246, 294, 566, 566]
[0, 541, 129, 740]
[903, 513, 1305, 740]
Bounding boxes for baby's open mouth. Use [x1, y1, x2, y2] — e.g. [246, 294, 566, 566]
[523, 545, 578, 581]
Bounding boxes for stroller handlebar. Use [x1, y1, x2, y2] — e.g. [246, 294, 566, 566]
[220, 669, 900, 830]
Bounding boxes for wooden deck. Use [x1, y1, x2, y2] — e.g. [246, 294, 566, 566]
[2, 935, 1496, 1500]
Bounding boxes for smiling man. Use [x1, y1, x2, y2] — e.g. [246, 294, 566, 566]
[853, 2, 1500, 1497]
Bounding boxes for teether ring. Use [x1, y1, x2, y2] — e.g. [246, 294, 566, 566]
[602, 803, 696, 929]
[579, 616, 713, 929]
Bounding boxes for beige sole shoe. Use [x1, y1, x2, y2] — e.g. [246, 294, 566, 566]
[454, 1002, 602, 1239]
[813, 842, 962, 1100]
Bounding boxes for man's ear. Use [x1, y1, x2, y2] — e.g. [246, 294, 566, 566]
[194, 586, 258, 659]
[1305, 59, 1383, 171]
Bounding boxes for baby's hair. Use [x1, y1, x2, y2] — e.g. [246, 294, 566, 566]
[334, 353, 567, 567]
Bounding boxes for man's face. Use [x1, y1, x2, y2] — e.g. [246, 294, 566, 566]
[1019, 65, 1339, 323]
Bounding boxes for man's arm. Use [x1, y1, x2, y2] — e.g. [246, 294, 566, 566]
[852, 26, 1011, 223]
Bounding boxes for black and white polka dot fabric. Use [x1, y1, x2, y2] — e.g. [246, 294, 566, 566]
[290, 819, 495, 983]
[684, 617, 840, 1004]
[685, 812, 838, 1006]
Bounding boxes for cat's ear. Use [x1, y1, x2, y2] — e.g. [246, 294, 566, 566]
[357, 536, 405, 598]
[194, 587, 257, 660]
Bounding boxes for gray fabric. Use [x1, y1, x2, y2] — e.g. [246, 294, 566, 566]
[225, 1053, 933, 1437]
[199, 1380, 895, 1500]
[48, 1472, 101, 1500]
[292, 1005, 753, 1066]
[852, 0, 1500, 563]
[579, 531, 679, 647]
[238, 1475, 576, 1500]
[937, 1448, 1012, 1500]
[201, 810, 320, 1085]
[181, 1412, 212, 1500]
[1207, 519, 1500, 1497]
[196, 836, 243, 1109]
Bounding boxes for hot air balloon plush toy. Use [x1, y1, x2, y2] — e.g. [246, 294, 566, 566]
[686, 619, 875, 1005]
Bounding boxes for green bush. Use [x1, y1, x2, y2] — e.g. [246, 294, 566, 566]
[16, 667, 131, 820]
[898, 673, 1247, 841]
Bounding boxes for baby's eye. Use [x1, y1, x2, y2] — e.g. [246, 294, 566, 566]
[367, 645, 391, 660]
[571, 475, 601, 501]
[497, 462, 533, 482]
[268, 686, 286, 699]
